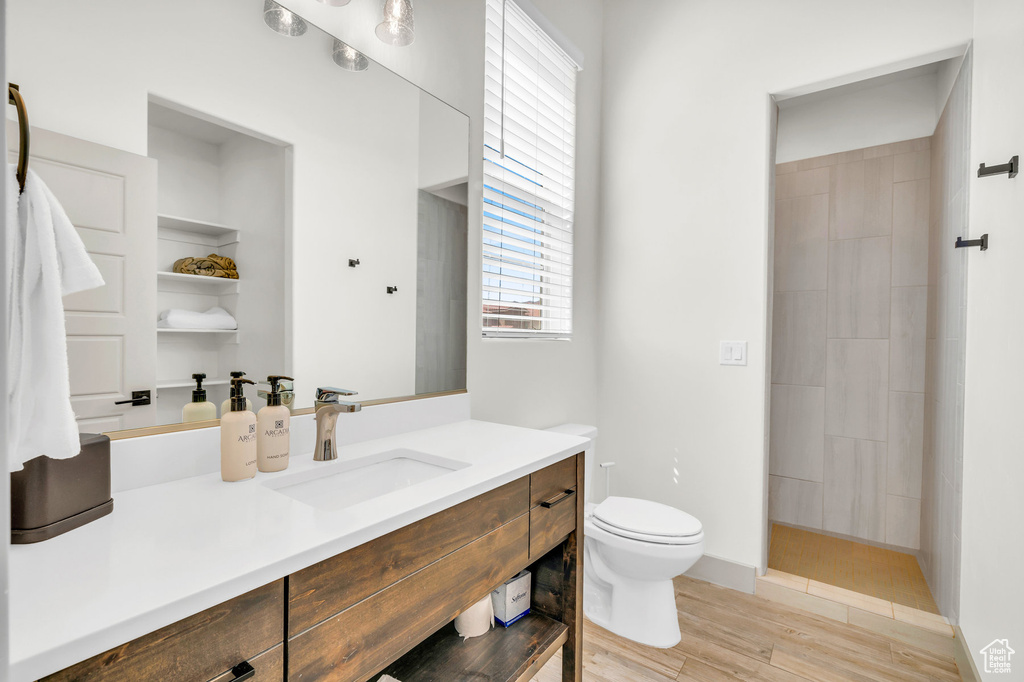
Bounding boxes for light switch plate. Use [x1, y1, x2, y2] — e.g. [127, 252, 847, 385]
[719, 341, 747, 366]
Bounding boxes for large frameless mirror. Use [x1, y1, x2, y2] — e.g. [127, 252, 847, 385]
[6, 0, 470, 437]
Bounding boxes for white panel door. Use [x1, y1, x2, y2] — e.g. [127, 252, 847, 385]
[8, 121, 157, 431]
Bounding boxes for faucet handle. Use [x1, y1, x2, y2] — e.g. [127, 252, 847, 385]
[316, 387, 358, 404]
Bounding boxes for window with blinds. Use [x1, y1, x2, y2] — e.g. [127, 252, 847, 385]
[482, 0, 579, 338]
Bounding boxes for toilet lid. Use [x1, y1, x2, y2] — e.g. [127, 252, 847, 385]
[592, 496, 703, 538]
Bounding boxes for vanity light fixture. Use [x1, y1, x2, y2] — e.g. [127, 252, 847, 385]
[332, 38, 369, 71]
[316, 0, 352, 5]
[375, 0, 415, 47]
[263, 0, 308, 37]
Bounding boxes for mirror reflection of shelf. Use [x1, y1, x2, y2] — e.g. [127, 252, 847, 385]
[157, 328, 238, 336]
[157, 271, 240, 293]
[149, 101, 288, 429]
[157, 213, 240, 248]
[156, 378, 229, 390]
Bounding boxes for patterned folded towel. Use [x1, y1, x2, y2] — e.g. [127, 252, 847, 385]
[173, 253, 238, 279]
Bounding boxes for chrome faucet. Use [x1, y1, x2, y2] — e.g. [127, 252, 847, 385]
[314, 387, 361, 461]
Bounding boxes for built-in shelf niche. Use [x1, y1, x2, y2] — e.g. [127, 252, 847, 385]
[148, 100, 288, 426]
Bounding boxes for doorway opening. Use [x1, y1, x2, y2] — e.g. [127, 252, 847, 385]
[764, 49, 972, 623]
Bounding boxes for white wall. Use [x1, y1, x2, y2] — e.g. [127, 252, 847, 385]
[777, 70, 941, 163]
[961, 0, 1024, 674]
[599, 0, 972, 569]
[7, 0, 421, 406]
[219, 135, 289, 399]
[283, 0, 604, 429]
[418, 91, 469, 191]
[147, 127, 223, 223]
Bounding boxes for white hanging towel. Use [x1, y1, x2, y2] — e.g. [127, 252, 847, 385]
[7, 166, 105, 472]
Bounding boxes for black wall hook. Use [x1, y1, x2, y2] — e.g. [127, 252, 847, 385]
[386, 286, 398, 294]
[348, 258, 361, 267]
[978, 155, 1017, 178]
[955, 234, 988, 251]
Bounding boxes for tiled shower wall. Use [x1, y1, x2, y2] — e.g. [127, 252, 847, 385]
[921, 52, 970, 623]
[416, 190, 468, 394]
[769, 138, 931, 550]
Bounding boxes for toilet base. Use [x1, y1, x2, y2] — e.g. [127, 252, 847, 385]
[584, 547, 682, 648]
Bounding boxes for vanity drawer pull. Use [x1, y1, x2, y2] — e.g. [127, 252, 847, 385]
[229, 661, 256, 681]
[539, 489, 575, 508]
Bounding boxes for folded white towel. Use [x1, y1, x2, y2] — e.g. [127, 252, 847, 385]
[7, 166, 105, 472]
[158, 306, 238, 330]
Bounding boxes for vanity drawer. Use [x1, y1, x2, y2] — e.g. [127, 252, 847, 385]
[42, 580, 284, 682]
[288, 514, 530, 682]
[530, 487, 578, 559]
[207, 644, 283, 682]
[289, 477, 529, 635]
[530, 456, 578, 508]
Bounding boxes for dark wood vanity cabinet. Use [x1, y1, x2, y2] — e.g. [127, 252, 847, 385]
[41, 580, 285, 682]
[43, 454, 584, 682]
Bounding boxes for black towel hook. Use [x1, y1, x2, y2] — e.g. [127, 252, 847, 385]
[955, 234, 988, 251]
[7, 83, 29, 194]
[978, 155, 1017, 179]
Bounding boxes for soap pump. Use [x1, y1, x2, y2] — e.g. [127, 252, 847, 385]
[182, 373, 217, 423]
[257, 375, 294, 473]
[220, 371, 252, 416]
[220, 377, 257, 482]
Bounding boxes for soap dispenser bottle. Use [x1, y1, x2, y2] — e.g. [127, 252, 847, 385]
[221, 378, 257, 482]
[220, 371, 252, 416]
[182, 373, 217, 423]
[257, 375, 294, 472]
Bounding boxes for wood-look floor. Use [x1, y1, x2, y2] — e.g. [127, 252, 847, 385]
[533, 575, 962, 681]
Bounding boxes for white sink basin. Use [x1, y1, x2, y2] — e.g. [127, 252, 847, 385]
[263, 448, 469, 512]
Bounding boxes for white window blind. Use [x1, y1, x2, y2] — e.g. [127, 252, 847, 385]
[482, 0, 579, 338]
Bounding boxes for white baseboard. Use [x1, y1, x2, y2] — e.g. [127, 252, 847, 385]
[684, 553, 756, 594]
[954, 625, 981, 682]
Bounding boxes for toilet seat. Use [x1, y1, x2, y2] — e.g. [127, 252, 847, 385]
[591, 517, 703, 545]
[591, 496, 703, 545]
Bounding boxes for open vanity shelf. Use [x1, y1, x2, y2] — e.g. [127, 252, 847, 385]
[370, 612, 568, 682]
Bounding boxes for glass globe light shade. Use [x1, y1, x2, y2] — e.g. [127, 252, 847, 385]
[332, 39, 369, 71]
[376, 0, 415, 47]
[263, 0, 308, 36]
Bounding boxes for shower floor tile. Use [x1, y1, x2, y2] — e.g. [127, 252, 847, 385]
[768, 524, 940, 614]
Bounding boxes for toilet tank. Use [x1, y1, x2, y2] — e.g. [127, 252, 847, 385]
[545, 423, 598, 504]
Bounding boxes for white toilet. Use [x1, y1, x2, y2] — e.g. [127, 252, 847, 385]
[547, 424, 704, 648]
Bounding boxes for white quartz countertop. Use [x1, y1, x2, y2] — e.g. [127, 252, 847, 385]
[9, 419, 589, 681]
